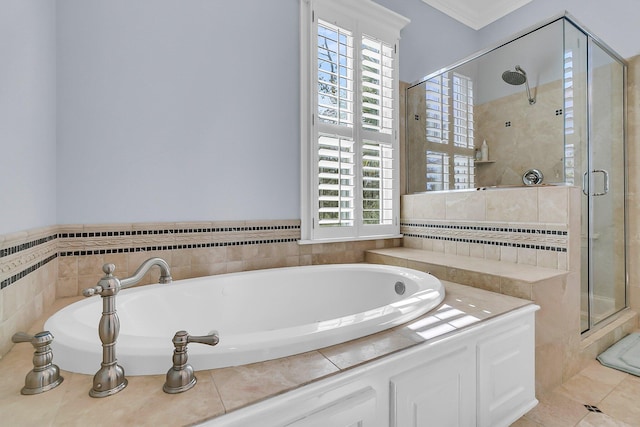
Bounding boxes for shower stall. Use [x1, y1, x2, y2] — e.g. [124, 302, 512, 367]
[405, 14, 627, 334]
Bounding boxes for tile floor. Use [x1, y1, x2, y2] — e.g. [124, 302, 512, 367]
[513, 358, 640, 426]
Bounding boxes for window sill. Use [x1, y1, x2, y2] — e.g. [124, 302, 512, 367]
[298, 234, 403, 245]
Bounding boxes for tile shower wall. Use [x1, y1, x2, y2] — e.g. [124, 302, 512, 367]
[401, 185, 577, 270]
[474, 79, 566, 187]
[0, 220, 401, 358]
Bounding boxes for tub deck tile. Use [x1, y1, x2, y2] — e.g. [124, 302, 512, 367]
[211, 351, 339, 413]
[319, 328, 418, 370]
[46, 371, 226, 427]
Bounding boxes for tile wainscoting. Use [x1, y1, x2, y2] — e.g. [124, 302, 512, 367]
[0, 220, 401, 358]
[401, 185, 580, 271]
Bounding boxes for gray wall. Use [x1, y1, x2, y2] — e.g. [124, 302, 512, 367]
[56, 0, 301, 224]
[477, 0, 640, 59]
[374, 0, 479, 83]
[3, 0, 640, 233]
[0, 0, 57, 235]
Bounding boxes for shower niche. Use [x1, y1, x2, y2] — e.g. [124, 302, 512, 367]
[405, 14, 627, 334]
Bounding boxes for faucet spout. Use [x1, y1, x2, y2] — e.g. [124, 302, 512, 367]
[79, 258, 172, 398]
[120, 257, 172, 289]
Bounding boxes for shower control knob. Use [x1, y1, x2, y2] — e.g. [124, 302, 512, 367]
[522, 169, 543, 185]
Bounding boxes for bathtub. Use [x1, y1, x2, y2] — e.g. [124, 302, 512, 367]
[44, 263, 444, 375]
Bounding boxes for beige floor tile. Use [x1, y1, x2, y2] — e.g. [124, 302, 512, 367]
[579, 359, 628, 387]
[555, 371, 620, 405]
[523, 390, 590, 427]
[512, 416, 544, 426]
[598, 375, 640, 426]
[577, 411, 635, 426]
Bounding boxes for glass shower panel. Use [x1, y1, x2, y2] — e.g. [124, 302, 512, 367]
[563, 22, 590, 332]
[587, 39, 626, 327]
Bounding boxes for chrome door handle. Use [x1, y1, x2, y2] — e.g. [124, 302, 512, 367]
[583, 169, 609, 196]
[593, 169, 609, 196]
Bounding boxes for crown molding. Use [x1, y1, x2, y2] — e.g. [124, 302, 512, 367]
[421, 0, 532, 30]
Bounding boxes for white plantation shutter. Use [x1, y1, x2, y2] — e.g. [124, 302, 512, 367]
[318, 135, 355, 227]
[317, 21, 354, 127]
[426, 150, 449, 191]
[564, 50, 575, 185]
[425, 75, 449, 144]
[315, 19, 357, 236]
[424, 71, 475, 191]
[361, 36, 394, 135]
[301, 0, 408, 241]
[362, 140, 394, 225]
[452, 73, 474, 149]
[359, 35, 395, 228]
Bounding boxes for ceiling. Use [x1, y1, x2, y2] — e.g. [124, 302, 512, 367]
[421, 0, 532, 30]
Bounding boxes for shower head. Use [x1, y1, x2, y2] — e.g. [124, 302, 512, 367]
[501, 65, 527, 85]
[501, 65, 536, 105]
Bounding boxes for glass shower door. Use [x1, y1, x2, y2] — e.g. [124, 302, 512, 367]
[584, 39, 626, 330]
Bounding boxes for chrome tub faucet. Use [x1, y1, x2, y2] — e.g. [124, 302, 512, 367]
[82, 257, 172, 398]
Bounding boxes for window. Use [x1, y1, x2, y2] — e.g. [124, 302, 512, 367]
[424, 72, 475, 191]
[300, 0, 409, 241]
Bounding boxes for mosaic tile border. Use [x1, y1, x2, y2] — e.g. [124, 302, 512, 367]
[57, 225, 299, 239]
[0, 222, 302, 291]
[401, 220, 568, 253]
[401, 222, 568, 236]
[56, 224, 301, 255]
[1, 254, 57, 290]
[58, 238, 299, 257]
[0, 234, 58, 259]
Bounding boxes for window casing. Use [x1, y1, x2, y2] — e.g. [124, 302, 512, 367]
[300, 0, 409, 242]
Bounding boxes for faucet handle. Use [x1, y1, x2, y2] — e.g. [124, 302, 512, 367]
[11, 331, 63, 394]
[102, 263, 116, 276]
[82, 263, 121, 297]
[171, 330, 219, 348]
[12, 331, 55, 346]
[12, 332, 35, 344]
[187, 331, 219, 347]
[163, 330, 219, 394]
[82, 285, 103, 297]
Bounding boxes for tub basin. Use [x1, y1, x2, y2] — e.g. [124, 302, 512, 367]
[45, 263, 444, 375]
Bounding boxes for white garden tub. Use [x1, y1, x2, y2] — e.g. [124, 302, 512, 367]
[44, 263, 444, 375]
